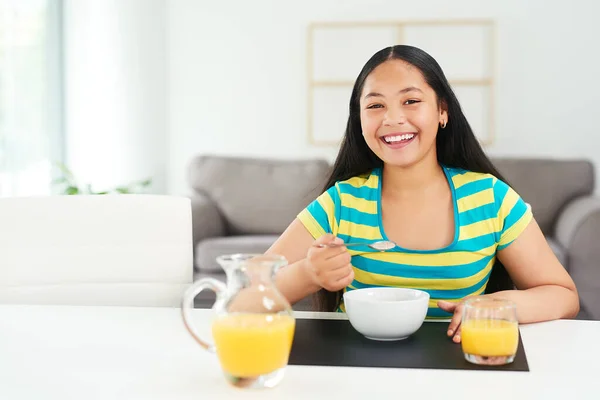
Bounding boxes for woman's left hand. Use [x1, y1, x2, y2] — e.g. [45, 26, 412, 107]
[437, 299, 471, 343]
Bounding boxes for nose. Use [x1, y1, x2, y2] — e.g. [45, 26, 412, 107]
[383, 105, 407, 126]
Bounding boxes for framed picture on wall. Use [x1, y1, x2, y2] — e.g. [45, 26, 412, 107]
[307, 20, 495, 147]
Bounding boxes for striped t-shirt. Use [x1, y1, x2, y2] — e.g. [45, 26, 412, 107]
[298, 166, 532, 318]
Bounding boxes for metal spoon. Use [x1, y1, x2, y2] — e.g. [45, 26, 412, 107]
[316, 240, 397, 251]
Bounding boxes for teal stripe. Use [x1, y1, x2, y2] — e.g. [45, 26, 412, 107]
[328, 185, 342, 210]
[306, 198, 331, 234]
[502, 198, 528, 232]
[444, 166, 467, 178]
[336, 235, 383, 246]
[350, 271, 491, 299]
[337, 233, 351, 243]
[454, 177, 494, 199]
[492, 180, 510, 242]
[340, 206, 379, 225]
[493, 179, 510, 206]
[427, 307, 453, 318]
[351, 255, 492, 279]
[455, 233, 497, 252]
[336, 182, 377, 201]
[460, 203, 497, 224]
[336, 235, 382, 245]
[497, 200, 529, 250]
[443, 166, 461, 252]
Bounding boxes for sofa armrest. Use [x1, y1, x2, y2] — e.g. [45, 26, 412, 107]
[190, 193, 227, 246]
[554, 195, 600, 320]
[555, 196, 600, 251]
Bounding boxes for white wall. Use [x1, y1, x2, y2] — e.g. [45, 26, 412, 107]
[166, 0, 600, 195]
[64, 0, 167, 193]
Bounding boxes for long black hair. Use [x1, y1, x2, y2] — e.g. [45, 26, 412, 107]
[314, 45, 513, 312]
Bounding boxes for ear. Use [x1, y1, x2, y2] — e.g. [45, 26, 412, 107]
[439, 100, 449, 126]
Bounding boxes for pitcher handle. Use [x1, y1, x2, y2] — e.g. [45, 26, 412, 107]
[181, 278, 227, 353]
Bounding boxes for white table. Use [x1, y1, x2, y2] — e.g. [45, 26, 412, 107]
[0, 305, 597, 399]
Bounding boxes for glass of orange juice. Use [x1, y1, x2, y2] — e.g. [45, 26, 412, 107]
[181, 254, 295, 389]
[461, 298, 519, 366]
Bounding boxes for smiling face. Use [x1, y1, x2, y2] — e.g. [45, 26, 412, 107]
[359, 59, 448, 168]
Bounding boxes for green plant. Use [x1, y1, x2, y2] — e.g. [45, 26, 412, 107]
[52, 162, 152, 195]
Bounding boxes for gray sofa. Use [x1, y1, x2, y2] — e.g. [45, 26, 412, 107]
[188, 155, 330, 310]
[189, 155, 600, 319]
[493, 158, 600, 320]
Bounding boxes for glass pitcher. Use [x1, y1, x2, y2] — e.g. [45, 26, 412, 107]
[181, 254, 295, 389]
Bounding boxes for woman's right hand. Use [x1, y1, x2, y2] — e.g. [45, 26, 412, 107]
[305, 234, 355, 292]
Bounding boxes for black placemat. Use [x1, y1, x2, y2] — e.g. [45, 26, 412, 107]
[289, 319, 529, 372]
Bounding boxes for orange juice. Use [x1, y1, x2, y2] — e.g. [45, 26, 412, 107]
[212, 313, 295, 377]
[461, 319, 518, 357]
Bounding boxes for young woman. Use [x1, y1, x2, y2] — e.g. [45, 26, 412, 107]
[267, 45, 579, 342]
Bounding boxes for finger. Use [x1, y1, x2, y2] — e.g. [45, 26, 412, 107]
[447, 303, 463, 338]
[309, 249, 351, 272]
[327, 267, 354, 291]
[308, 245, 348, 263]
[324, 263, 353, 282]
[337, 268, 355, 287]
[437, 300, 457, 313]
[313, 234, 342, 246]
[453, 325, 462, 344]
[310, 253, 351, 288]
[324, 250, 352, 268]
[322, 246, 350, 260]
[309, 235, 347, 256]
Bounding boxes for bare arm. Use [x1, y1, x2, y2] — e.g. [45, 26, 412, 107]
[266, 218, 354, 305]
[440, 217, 580, 342]
[265, 219, 321, 304]
[491, 218, 580, 322]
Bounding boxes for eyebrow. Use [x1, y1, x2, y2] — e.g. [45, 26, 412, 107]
[363, 86, 423, 99]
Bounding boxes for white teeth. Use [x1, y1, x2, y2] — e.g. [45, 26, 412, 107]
[384, 133, 415, 143]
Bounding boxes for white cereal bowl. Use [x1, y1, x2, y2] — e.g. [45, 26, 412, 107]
[343, 288, 430, 341]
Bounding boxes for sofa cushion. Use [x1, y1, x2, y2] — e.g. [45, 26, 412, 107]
[546, 237, 568, 268]
[187, 155, 330, 234]
[491, 158, 594, 234]
[195, 235, 279, 272]
[567, 211, 600, 320]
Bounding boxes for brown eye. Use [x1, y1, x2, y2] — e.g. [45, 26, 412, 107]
[366, 104, 383, 109]
[404, 99, 421, 105]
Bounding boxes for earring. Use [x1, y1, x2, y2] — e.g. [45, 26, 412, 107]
[440, 120, 447, 129]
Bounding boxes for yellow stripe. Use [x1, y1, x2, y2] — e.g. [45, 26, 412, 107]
[457, 188, 494, 213]
[341, 173, 379, 189]
[341, 175, 379, 189]
[360, 244, 496, 266]
[427, 284, 488, 309]
[297, 210, 325, 239]
[459, 218, 497, 240]
[352, 258, 494, 290]
[339, 193, 377, 214]
[451, 171, 492, 189]
[338, 220, 381, 240]
[498, 186, 519, 221]
[499, 209, 533, 246]
[317, 191, 337, 230]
